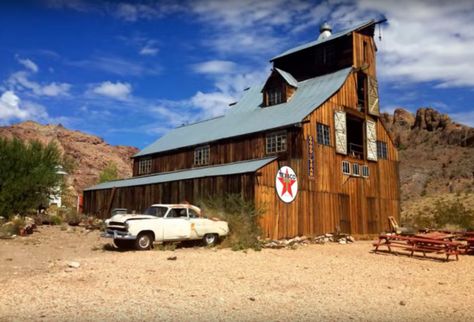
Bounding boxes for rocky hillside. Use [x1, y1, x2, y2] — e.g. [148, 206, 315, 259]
[381, 107, 474, 216]
[0, 121, 138, 198]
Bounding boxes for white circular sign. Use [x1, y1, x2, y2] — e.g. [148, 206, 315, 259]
[275, 166, 298, 203]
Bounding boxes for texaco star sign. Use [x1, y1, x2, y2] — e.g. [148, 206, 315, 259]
[275, 166, 298, 203]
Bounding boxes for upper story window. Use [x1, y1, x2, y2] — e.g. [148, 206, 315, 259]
[357, 72, 367, 112]
[352, 163, 360, 176]
[194, 145, 210, 166]
[267, 88, 283, 106]
[317, 123, 330, 146]
[362, 165, 369, 177]
[138, 158, 152, 175]
[377, 141, 388, 159]
[266, 131, 287, 154]
[342, 161, 350, 175]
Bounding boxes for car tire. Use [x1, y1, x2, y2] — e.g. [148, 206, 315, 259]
[135, 232, 153, 250]
[203, 233, 218, 246]
[114, 239, 132, 249]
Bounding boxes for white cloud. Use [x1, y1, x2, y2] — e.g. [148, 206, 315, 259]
[190, 91, 235, 117]
[139, 42, 159, 56]
[192, 60, 236, 75]
[91, 81, 132, 100]
[67, 56, 160, 76]
[352, 0, 474, 88]
[0, 91, 48, 123]
[16, 57, 39, 73]
[8, 71, 71, 97]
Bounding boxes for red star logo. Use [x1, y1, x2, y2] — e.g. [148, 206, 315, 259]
[278, 169, 296, 197]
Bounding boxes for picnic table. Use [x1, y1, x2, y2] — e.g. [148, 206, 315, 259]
[373, 233, 462, 261]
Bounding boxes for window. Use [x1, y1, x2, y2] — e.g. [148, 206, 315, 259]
[266, 131, 287, 154]
[317, 123, 330, 146]
[362, 165, 369, 177]
[267, 89, 283, 106]
[188, 209, 199, 218]
[352, 163, 360, 176]
[138, 158, 152, 175]
[376, 141, 388, 159]
[194, 145, 210, 166]
[144, 206, 167, 217]
[342, 161, 350, 175]
[166, 208, 188, 218]
[357, 72, 367, 112]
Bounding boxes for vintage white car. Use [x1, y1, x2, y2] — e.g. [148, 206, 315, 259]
[102, 204, 229, 250]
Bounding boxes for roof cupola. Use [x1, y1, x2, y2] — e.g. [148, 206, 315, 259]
[318, 22, 332, 40]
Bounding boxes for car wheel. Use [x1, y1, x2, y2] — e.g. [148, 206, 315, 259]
[114, 239, 132, 249]
[203, 233, 218, 246]
[135, 232, 153, 250]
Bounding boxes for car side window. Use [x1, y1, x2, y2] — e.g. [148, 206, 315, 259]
[188, 209, 199, 218]
[166, 209, 177, 218]
[166, 208, 187, 219]
[177, 209, 188, 218]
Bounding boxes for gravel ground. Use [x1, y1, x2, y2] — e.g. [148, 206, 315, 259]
[0, 226, 473, 322]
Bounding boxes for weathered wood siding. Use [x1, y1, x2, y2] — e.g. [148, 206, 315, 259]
[133, 129, 302, 176]
[83, 174, 255, 219]
[256, 70, 400, 239]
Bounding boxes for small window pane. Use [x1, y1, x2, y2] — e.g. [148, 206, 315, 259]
[138, 158, 152, 175]
[194, 145, 210, 166]
[352, 163, 360, 176]
[362, 165, 369, 177]
[317, 123, 330, 146]
[268, 89, 283, 106]
[376, 141, 388, 159]
[342, 161, 350, 175]
[266, 131, 287, 154]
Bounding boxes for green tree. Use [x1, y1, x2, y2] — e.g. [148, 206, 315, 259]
[0, 138, 63, 218]
[98, 162, 119, 183]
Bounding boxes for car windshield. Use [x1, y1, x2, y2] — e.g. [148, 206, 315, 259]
[144, 206, 168, 217]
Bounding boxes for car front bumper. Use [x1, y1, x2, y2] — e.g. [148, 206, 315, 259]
[101, 229, 136, 240]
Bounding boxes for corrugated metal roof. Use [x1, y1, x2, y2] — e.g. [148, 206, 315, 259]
[270, 20, 375, 61]
[84, 157, 277, 191]
[135, 67, 352, 157]
[275, 68, 298, 88]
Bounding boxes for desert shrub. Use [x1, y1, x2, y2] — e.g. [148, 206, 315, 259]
[406, 198, 474, 231]
[49, 215, 63, 225]
[198, 194, 264, 251]
[432, 198, 474, 230]
[98, 162, 119, 183]
[0, 217, 25, 236]
[0, 138, 64, 218]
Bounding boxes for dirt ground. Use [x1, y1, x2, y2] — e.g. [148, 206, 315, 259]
[0, 226, 473, 322]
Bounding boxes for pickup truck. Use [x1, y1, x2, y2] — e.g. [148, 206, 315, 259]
[102, 204, 229, 250]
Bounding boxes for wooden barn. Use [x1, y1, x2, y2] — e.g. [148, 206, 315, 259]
[84, 20, 400, 239]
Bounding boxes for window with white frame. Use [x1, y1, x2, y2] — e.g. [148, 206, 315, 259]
[266, 131, 287, 154]
[194, 145, 210, 166]
[317, 123, 330, 146]
[138, 158, 152, 175]
[362, 165, 369, 177]
[352, 163, 360, 176]
[377, 141, 388, 159]
[342, 161, 350, 175]
[267, 89, 283, 106]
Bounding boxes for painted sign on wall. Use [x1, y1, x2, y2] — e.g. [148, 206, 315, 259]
[307, 135, 315, 178]
[275, 166, 298, 203]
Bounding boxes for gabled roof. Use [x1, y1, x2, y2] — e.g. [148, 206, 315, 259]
[134, 67, 352, 157]
[270, 20, 375, 61]
[84, 157, 277, 191]
[275, 68, 298, 88]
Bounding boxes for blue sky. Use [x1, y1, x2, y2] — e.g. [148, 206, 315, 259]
[1, 0, 473, 149]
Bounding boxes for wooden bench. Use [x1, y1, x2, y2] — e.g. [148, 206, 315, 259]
[373, 234, 461, 261]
